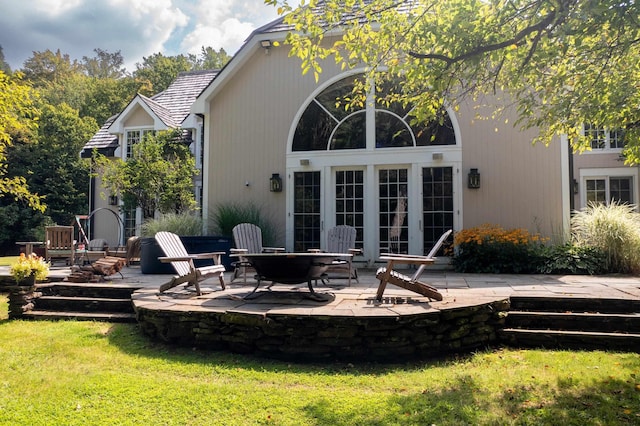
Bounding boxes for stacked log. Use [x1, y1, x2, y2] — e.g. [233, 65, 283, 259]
[67, 256, 127, 282]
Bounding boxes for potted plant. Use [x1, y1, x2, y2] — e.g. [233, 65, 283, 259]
[10, 253, 50, 286]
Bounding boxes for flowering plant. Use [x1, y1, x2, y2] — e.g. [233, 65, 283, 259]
[10, 253, 50, 283]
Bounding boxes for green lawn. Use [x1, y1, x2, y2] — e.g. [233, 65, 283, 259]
[0, 294, 638, 425]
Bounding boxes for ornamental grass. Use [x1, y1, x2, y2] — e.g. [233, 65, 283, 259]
[571, 201, 640, 274]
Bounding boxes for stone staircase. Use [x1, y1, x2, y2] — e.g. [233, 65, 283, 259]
[23, 282, 143, 323]
[500, 296, 640, 352]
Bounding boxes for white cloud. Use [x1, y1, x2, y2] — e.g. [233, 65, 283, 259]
[179, 0, 279, 56]
[0, 0, 281, 71]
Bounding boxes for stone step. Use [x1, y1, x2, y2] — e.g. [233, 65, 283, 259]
[37, 282, 143, 299]
[35, 295, 134, 314]
[23, 310, 137, 323]
[500, 328, 640, 352]
[506, 311, 640, 333]
[509, 296, 640, 314]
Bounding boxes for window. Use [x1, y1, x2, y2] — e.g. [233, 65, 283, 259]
[292, 74, 455, 151]
[585, 176, 633, 205]
[125, 129, 154, 158]
[584, 124, 625, 150]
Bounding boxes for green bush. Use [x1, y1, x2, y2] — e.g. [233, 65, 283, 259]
[209, 202, 278, 245]
[140, 212, 204, 237]
[452, 224, 544, 273]
[571, 202, 640, 274]
[535, 243, 607, 275]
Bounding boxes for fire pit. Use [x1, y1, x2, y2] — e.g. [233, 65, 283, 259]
[234, 252, 350, 300]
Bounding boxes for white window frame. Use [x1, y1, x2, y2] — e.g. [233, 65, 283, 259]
[124, 127, 154, 159]
[583, 124, 625, 152]
[579, 167, 638, 209]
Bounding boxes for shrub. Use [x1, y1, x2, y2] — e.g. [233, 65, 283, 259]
[571, 201, 640, 274]
[10, 253, 50, 283]
[140, 212, 204, 237]
[209, 202, 278, 246]
[452, 224, 544, 273]
[536, 243, 607, 275]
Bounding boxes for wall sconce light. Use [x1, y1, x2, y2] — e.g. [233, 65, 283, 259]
[468, 168, 481, 189]
[108, 195, 118, 205]
[270, 173, 283, 192]
[573, 179, 579, 194]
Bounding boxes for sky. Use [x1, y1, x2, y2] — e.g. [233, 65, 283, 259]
[0, 0, 282, 72]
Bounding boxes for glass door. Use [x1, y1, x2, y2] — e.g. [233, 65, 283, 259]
[293, 171, 321, 251]
[378, 168, 409, 254]
[422, 167, 454, 255]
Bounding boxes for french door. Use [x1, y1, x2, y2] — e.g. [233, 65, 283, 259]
[292, 165, 454, 260]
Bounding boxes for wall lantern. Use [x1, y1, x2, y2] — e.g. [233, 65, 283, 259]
[573, 179, 579, 194]
[108, 195, 119, 205]
[468, 168, 481, 189]
[270, 173, 283, 192]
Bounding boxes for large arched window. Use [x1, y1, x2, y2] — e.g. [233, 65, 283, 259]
[292, 74, 456, 151]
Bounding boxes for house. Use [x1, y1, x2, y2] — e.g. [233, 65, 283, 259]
[84, 14, 638, 265]
[571, 125, 638, 210]
[81, 70, 218, 247]
[190, 18, 574, 266]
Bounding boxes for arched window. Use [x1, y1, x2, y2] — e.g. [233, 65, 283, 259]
[292, 74, 456, 151]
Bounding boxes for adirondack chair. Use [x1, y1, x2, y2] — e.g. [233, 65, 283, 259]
[231, 223, 284, 283]
[155, 231, 226, 295]
[375, 229, 453, 301]
[310, 225, 362, 286]
[45, 226, 76, 265]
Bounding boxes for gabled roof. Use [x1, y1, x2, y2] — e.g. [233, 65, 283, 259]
[139, 94, 177, 128]
[82, 69, 218, 156]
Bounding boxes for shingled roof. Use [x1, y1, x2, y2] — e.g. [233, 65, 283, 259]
[81, 69, 218, 158]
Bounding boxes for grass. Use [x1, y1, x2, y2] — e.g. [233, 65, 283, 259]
[0, 295, 638, 425]
[0, 256, 19, 266]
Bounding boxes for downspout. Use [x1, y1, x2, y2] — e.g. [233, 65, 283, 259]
[196, 113, 205, 213]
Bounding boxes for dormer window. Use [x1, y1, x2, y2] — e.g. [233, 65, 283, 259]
[584, 124, 625, 151]
[125, 129, 154, 158]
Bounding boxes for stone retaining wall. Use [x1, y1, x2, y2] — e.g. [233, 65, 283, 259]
[135, 299, 510, 362]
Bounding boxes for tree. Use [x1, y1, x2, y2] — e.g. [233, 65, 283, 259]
[0, 101, 96, 252]
[193, 47, 232, 70]
[134, 53, 194, 95]
[0, 71, 44, 212]
[94, 129, 199, 220]
[0, 46, 10, 74]
[21, 49, 82, 87]
[82, 48, 128, 79]
[266, 0, 640, 163]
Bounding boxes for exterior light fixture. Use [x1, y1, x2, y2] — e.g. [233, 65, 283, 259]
[468, 168, 480, 189]
[260, 40, 272, 53]
[108, 195, 119, 205]
[270, 173, 283, 192]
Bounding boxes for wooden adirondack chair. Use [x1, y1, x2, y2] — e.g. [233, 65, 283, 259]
[155, 231, 226, 295]
[375, 229, 453, 301]
[45, 226, 76, 265]
[231, 223, 284, 283]
[313, 225, 362, 286]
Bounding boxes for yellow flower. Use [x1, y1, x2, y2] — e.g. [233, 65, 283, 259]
[10, 253, 50, 283]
